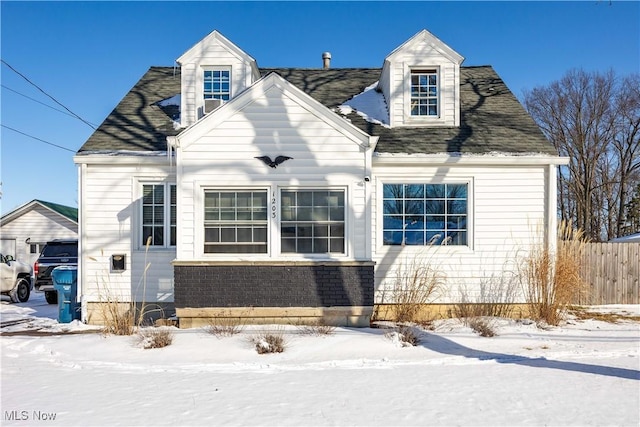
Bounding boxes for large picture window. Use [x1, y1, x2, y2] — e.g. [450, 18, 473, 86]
[281, 190, 345, 254]
[204, 190, 267, 253]
[410, 69, 438, 117]
[383, 183, 467, 246]
[142, 184, 176, 247]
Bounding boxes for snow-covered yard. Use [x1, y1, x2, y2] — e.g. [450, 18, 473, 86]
[1, 293, 639, 427]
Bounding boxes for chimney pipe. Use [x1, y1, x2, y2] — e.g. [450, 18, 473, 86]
[322, 52, 331, 69]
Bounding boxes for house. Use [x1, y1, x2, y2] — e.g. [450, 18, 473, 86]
[0, 199, 78, 266]
[609, 232, 640, 243]
[74, 29, 568, 327]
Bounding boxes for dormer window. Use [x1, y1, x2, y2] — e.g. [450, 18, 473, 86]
[410, 69, 438, 117]
[204, 69, 231, 101]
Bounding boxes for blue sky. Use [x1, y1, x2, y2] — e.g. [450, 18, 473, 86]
[1, 1, 639, 215]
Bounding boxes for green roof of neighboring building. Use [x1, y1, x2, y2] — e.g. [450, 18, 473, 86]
[35, 200, 78, 222]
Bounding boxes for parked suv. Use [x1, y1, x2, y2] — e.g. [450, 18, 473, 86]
[0, 253, 32, 303]
[34, 239, 78, 304]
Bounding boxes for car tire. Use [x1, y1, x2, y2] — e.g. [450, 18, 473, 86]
[10, 278, 31, 303]
[45, 290, 58, 304]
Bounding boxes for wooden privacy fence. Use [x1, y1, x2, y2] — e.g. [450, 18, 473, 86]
[575, 242, 639, 305]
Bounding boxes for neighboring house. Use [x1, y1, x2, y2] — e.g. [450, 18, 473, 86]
[74, 29, 568, 327]
[0, 200, 78, 266]
[610, 233, 640, 243]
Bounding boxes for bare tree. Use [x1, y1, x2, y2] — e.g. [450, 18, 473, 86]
[524, 69, 640, 241]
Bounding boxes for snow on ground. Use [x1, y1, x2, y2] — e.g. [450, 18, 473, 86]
[1, 292, 639, 427]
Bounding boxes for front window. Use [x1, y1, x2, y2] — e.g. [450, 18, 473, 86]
[204, 69, 230, 101]
[204, 190, 268, 253]
[281, 190, 345, 254]
[410, 69, 438, 116]
[142, 184, 176, 247]
[383, 183, 467, 246]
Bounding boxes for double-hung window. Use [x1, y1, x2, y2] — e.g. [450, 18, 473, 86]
[281, 190, 345, 254]
[383, 183, 467, 246]
[203, 69, 230, 101]
[410, 69, 438, 117]
[203, 190, 268, 253]
[142, 184, 176, 247]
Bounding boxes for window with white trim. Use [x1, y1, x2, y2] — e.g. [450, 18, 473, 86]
[280, 189, 345, 254]
[410, 69, 439, 117]
[383, 183, 467, 246]
[203, 190, 268, 253]
[142, 184, 176, 247]
[203, 69, 230, 101]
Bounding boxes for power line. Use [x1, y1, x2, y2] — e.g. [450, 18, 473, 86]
[1, 59, 97, 130]
[1, 124, 76, 153]
[1, 84, 99, 127]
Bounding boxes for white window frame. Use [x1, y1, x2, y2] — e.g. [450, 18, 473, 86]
[404, 65, 448, 126]
[410, 69, 439, 117]
[196, 185, 351, 259]
[279, 187, 347, 257]
[138, 181, 176, 250]
[202, 189, 269, 254]
[377, 178, 473, 250]
[202, 66, 231, 101]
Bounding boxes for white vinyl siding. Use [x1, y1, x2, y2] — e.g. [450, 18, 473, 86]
[0, 206, 77, 266]
[79, 163, 176, 303]
[179, 34, 257, 127]
[372, 164, 547, 303]
[177, 84, 370, 261]
[378, 32, 462, 128]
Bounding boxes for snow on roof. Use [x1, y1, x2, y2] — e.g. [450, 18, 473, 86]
[337, 81, 390, 128]
[157, 94, 180, 107]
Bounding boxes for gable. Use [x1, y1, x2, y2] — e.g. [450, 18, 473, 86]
[176, 72, 372, 153]
[379, 29, 464, 128]
[1, 199, 78, 226]
[177, 30, 261, 128]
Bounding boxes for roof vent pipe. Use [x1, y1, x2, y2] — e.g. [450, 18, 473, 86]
[322, 52, 331, 69]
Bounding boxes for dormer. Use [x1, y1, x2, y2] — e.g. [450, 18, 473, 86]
[378, 30, 464, 128]
[176, 30, 261, 127]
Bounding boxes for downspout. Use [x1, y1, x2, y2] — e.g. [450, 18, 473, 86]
[78, 163, 86, 323]
[364, 137, 379, 260]
[547, 164, 558, 256]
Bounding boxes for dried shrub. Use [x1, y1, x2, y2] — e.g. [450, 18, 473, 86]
[466, 317, 496, 337]
[385, 325, 421, 347]
[252, 331, 286, 354]
[137, 327, 174, 349]
[203, 314, 245, 338]
[295, 321, 336, 336]
[456, 269, 520, 319]
[521, 221, 588, 325]
[96, 289, 135, 336]
[94, 238, 165, 336]
[381, 251, 445, 323]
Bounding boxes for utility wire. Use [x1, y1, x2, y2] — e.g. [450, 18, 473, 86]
[1, 84, 99, 127]
[1, 124, 76, 153]
[1, 59, 97, 130]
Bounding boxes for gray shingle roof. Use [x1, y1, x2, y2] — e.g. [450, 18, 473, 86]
[78, 66, 557, 155]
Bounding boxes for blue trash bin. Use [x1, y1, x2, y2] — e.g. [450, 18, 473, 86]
[51, 266, 79, 323]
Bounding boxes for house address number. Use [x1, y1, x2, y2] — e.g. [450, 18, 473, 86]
[271, 191, 277, 218]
